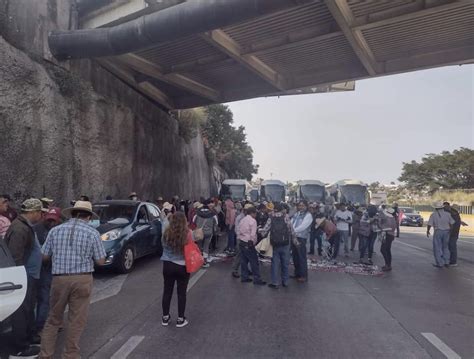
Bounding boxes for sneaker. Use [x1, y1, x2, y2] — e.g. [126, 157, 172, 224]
[162, 315, 171, 326]
[9, 345, 40, 358]
[231, 271, 240, 278]
[176, 317, 189, 328]
[241, 278, 252, 283]
[268, 283, 279, 289]
[202, 261, 210, 268]
[253, 280, 266, 286]
[450, 263, 458, 267]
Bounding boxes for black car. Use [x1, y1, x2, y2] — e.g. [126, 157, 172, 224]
[399, 207, 424, 227]
[93, 200, 163, 273]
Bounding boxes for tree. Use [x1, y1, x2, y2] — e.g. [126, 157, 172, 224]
[201, 104, 258, 180]
[399, 147, 474, 192]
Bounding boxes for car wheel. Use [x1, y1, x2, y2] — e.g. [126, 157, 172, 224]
[117, 246, 135, 273]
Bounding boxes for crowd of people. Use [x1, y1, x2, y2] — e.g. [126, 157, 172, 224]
[0, 192, 467, 359]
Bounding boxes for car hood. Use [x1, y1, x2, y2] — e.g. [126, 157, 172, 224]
[97, 222, 129, 234]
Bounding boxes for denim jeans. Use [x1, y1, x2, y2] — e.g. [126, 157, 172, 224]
[328, 232, 341, 259]
[433, 229, 450, 266]
[240, 242, 262, 282]
[339, 230, 350, 254]
[359, 232, 377, 259]
[226, 225, 236, 250]
[271, 244, 290, 285]
[36, 265, 53, 331]
[291, 237, 308, 279]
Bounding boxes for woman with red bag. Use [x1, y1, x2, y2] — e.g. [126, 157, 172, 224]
[161, 212, 196, 328]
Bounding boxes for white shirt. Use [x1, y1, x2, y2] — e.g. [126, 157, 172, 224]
[334, 210, 352, 231]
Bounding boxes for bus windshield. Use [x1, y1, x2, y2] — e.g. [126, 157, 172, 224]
[340, 185, 367, 205]
[221, 184, 246, 201]
[263, 185, 285, 202]
[300, 185, 325, 202]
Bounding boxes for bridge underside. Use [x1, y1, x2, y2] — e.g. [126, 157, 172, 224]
[75, 0, 473, 109]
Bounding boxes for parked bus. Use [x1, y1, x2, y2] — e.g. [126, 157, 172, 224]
[220, 179, 251, 201]
[249, 188, 259, 202]
[327, 179, 370, 206]
[296, 180, 327, 202]
[260, 180, 286, 202]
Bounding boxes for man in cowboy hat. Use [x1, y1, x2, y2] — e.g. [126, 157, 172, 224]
[427, 202, 455, 268]
[128, 192, 139, 201]
[5, 198, 47, 358]
[39, 201, 106, 358]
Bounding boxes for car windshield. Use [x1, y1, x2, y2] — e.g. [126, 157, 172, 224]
[340, 185, 367, 205]
[263, 185, 285, 202]
[221, 184, 246, 200]
[300, 185, 325, 201]
[93, 204, 137, 224]
[401, 207, 415, 213]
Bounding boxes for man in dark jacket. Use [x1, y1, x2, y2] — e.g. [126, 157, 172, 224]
[444, 202, 468, 266]
[5, 198, 45, 358]
[34, 207, 62, 333]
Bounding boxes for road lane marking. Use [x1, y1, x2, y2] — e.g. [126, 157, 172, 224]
[111, 335, 145, 359]
[396, 240, 431, 253]
[91, 274, 128, 304]
[421, 333, 461, 359]
[187, 269, 207, 292]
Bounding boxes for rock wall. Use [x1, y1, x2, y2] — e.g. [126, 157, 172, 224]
[0, 0, 216, 205]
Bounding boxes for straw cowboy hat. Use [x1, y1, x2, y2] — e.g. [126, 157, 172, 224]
[433, 202, 444, 209]
[62, 201, 99, 219]
[163, 202, 174, 211]
[314, 217, 326, 229]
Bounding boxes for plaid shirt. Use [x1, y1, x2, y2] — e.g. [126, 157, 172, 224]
[42, 218, 106, 275]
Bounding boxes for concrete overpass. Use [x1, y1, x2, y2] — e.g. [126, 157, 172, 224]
[49, 0, 473, 109]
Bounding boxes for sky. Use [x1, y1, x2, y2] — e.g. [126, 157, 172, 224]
[227, 65, 473, 185]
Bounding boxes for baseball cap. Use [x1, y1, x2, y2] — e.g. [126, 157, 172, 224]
[21, 198, 47, 212]
[44, 207, 61, 222]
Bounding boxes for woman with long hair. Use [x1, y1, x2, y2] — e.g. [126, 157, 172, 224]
[161, 212, 192, 327]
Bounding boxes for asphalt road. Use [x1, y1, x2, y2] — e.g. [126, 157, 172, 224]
[1, 227, 473, 358]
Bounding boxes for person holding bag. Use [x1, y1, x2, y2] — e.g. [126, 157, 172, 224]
[161, 212, 197, 328]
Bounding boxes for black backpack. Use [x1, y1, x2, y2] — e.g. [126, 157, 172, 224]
[270, 216, 290, 247]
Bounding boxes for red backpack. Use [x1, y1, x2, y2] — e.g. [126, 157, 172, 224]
[184, 230, 204, 273]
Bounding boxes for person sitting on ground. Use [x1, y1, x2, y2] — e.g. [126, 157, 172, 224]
[160, 212, 194, 328]
[193, 199, 218, 268]
[259, 202, 296, 289]
[237, 206, 266, 285]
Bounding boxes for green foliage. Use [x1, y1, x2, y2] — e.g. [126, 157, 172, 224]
[201, 104, 258, 180]
[174, 108, 205, 144]
[399, 147, 474, 192]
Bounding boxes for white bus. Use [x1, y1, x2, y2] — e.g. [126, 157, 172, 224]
[260, 180, 286, 202]
[220, 179, 251, 201]
[296, 180, 327, 203]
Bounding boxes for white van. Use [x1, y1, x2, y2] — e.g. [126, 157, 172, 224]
[0, 238, 27, 322]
